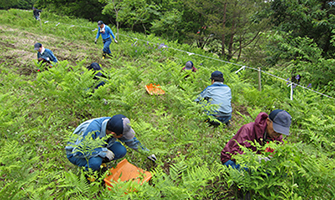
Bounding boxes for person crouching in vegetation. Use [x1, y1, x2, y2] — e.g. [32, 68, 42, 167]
[33, 7, 42, 20]
[86, 62, 108, 90]
[65, 114, 156, 172]
[221, 109, 292, 169]
[181, 61, 198, 80]
[94, 21, 118, 59]
[195, 71, 232, 127]
[34, 43, 58, 71]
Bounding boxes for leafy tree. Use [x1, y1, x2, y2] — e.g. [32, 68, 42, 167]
[100, 0, 159, 36]
[269, 0, 335, 58]
[36, 0, 108, 22]
[0, 0, 37, 9]
[183, 0, 270, 61]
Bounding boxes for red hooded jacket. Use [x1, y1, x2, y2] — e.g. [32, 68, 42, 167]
[220, 112, 283, 164]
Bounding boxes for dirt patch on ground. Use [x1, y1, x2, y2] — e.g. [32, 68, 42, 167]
[0, 24, 105, 70]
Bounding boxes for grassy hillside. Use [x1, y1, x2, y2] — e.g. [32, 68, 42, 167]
[0, 9, 334, 199]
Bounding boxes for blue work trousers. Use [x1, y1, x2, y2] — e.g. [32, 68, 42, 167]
[103, 38, 112, 54]
[67, 142, 126, 171]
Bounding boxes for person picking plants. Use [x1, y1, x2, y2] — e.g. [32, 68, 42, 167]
[181, 61, 198, 72]
[195, 70, 232, 127]
[86, 62, 108, 90]
[220, 109, 292, 169]
[65, 114, 156, 172]
[34, 42, 58, 71]
[94, 20, 118, 59]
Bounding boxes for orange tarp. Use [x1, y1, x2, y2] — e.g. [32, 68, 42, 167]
[104, 159, 152, 190]
[145, 83, 165, 95]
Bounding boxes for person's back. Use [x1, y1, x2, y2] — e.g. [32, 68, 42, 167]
[203, 82, 232, 115]
[86, 62, 107, 89]
[195, 71, 232, 126]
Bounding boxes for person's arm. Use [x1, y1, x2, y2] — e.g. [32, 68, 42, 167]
[195, 87, 208, 102]
[121, 137, 149, 151]
[106, 26, 116, 39]
[47, 50, 58, 63]
[96, 28, 101, 40]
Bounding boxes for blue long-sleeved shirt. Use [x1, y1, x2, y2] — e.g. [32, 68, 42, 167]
[37, 48, 58, 63]
[96, 25, 115, 40]
[65, 117, 148, 159]
[195, 82, 232, 116]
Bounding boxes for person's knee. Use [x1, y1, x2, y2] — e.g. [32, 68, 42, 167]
[89, 157, 103, 171]
[109, 142, 127, 160]
[223, 160, 240, 170]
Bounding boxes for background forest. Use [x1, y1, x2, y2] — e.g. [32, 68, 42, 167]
[0, 0, 335, 199]
[1, 0, 335, 95]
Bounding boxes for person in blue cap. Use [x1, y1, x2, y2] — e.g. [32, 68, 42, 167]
[221, 109, 292, 169]
[65, 114, 156, 172]
[195, 71, 232, 126]
[34, 43, 58, 71]
[94, 21, 118, 59]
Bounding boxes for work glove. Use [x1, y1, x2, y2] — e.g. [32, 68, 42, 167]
[94, 38, 97, 44]
[46, 57, 50, 61]
[147, 154, 157, 162]
[258, 156, 271, 163]
[105, 150, 115, 162]
[114, 38, 118, 44]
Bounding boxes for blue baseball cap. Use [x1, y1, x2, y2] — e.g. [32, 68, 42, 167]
[269, 109, 292, 136]
[34, 43, 42, 50]
[210, 71, 223, 79]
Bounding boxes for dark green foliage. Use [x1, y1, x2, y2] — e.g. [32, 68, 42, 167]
[0, 9, 335, 199]
[0, 0, 37, 10]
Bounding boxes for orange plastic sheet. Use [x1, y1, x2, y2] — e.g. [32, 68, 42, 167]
[104, 159, 152, 191]
[145, 83, 165, 95]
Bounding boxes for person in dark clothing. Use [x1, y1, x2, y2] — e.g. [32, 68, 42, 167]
[220, 109, 292, 170]
[33, 7, 42, 20]
[86, 62, 108, 90]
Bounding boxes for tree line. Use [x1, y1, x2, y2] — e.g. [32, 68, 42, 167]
[2, 0, 335, 95]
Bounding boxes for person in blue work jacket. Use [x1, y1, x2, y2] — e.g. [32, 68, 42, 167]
[195, 71, 232, 126]
[65, 114, 156, 172]
[94, 21, 118, 59]
[34, 43, 58, 65]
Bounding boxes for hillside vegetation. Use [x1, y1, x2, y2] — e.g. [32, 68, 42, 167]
[0, 9, 334, 200]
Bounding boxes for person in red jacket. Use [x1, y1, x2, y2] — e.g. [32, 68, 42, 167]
[221, 109, 292, 169]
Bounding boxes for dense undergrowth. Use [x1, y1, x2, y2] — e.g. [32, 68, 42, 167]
[0, 9, 334, 199]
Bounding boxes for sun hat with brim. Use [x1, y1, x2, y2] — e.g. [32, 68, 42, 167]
[269, 109, 292, 136]
[34, 43, 42, 50]
[106, 114, 135, 139]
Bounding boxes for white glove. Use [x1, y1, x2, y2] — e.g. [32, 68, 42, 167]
[114, 38, 118, 43]
[258, 156, 271, 163]
[105, 150, 115, 161]
[94, 38, 97, 44]
[46, 57, 50, 61]
[147, 154, 156, 162]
